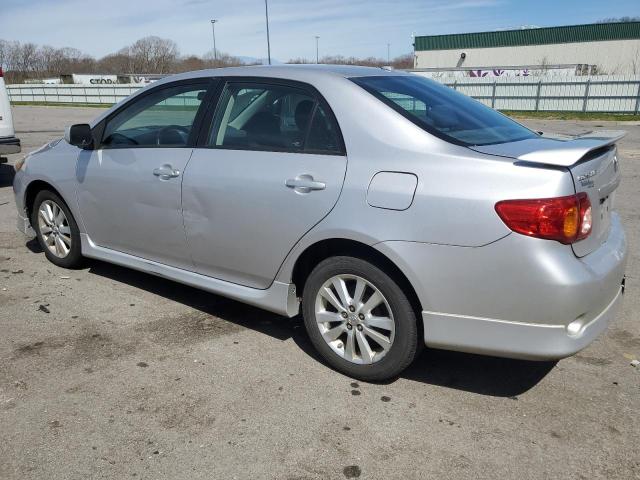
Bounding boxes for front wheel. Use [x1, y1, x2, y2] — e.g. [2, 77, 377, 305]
[32, 190, 84, 269]
[302, 256, 420, 381]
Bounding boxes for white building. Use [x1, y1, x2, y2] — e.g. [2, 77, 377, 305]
[414, 22, 640, 76]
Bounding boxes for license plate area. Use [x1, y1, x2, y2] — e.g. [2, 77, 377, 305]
[598, 193, 612, 240]
[571, 149, 619, 257]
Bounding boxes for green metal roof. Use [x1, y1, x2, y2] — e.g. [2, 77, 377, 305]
[414, 22, 640, 51]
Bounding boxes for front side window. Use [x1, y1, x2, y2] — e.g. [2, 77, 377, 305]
[208, 82, 343, 154]
[352, 75, 537, 146]
[102, 83, 208, 147]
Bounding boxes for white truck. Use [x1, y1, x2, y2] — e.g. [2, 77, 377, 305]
[0, 67, 21, 160]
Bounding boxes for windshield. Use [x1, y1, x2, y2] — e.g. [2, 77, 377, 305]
[351, 75, 537, 146]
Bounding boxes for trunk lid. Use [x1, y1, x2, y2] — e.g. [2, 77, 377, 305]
[471, 131, 624, 257]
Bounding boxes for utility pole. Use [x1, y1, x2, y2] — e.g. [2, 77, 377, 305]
[210, 19, 218, 62]
[264, 0, 271, 65]
[387, 42, 390, 64]
[411, 32, 416, 68]
[315, 36, 320, 64]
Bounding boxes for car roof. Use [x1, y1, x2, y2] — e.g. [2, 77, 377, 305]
[155, 64, 410, 85]
[90, 65, 410, 127]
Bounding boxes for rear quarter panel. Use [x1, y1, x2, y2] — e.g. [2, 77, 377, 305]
[275, 79, 576, 283]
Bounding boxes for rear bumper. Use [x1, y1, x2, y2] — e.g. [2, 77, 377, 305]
[0, 136, 21, 154]
[375, 213, 627, 360]
[422, 284, 623, 360]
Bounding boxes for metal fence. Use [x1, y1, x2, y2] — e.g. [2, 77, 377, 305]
[7, 84, 143, 105]
[7, 74, 640, 113]
[415, 74, 640, 113]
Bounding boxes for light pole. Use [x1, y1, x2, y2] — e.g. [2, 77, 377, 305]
[387, 42, 390, 64]
[210, 19, 218, 62]
[264, 0, 271, 65]
[315, 35, 320, 64]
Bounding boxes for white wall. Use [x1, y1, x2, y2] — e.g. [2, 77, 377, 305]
[415, 39, 640, 75]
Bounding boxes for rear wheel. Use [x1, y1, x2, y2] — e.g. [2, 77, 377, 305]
[31, 190, 83, 269]
[302, 256, 420, 381]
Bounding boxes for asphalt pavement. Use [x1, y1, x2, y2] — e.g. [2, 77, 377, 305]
[0, 106, 638, 480]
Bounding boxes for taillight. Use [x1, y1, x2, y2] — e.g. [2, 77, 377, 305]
[495, 193, 592, 244]
[0, 67, 3, 77]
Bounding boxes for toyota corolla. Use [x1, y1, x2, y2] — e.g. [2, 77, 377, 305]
[13, 65, 627, 381]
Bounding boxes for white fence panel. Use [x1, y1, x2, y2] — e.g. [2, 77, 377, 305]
[8, 75, 640, 113]
[7, 84, 144, 105]
[420, 73, 640, 113]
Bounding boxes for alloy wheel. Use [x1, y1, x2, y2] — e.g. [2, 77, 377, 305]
[37, 200, 72, 258]
[314, 274, 395, 365]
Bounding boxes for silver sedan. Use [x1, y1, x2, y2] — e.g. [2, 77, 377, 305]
[13, 65, 627, 381]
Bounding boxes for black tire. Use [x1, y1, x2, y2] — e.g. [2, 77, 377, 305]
[302, 256, 420, 382]
[31, 190, 84, 269]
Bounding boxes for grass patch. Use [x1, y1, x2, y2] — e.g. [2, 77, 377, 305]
[502, 110, 640, 122]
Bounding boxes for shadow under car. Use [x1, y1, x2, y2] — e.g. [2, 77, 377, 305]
[35, 251, 557, 397]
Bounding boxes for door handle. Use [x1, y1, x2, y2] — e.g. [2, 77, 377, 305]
[285, 174, 326, 193]
[153, 164, 181, 179]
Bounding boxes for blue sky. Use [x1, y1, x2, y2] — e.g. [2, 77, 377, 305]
[1, 0, 639, 61]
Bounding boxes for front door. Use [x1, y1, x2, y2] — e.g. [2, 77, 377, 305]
[76, 81, 211, 269]
[182, 80, 347, 288]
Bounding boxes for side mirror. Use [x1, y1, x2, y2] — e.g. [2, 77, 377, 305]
[64, 124, 94, 149]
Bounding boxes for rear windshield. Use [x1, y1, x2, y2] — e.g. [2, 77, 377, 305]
[351, 75, 537, 146]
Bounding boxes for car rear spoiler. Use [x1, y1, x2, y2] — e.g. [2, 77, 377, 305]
[471, 130, 626, 167]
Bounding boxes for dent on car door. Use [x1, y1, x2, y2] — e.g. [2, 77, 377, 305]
[182, 80, 347, 288]
[76, 81, 212, 269]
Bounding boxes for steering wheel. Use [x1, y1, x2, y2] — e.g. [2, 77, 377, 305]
[156, 125, 190, 146]
[105, 132, 139, 146]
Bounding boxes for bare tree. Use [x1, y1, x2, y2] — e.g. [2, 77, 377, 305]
[2, 41, 21, 76]
[0, 40, 8, 71]
[16, 42, 38, 76]
[391, 53, 414, 69]
[0, 36, 415, 84]
[597, 16, 640, 23]
[175, 55, 207, 72]
[288, 52, 414, 69]
[97, 52, 133, 74]
[202, 50, 253, 68]
[128, 36, 179, 73]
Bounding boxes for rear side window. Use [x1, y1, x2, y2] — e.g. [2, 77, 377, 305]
[352, 75, 537, 146]
[306, 104, 342, 154]
[208, 82, 344, 155]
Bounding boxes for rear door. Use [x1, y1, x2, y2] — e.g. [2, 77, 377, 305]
[182, 79, 347, 288]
